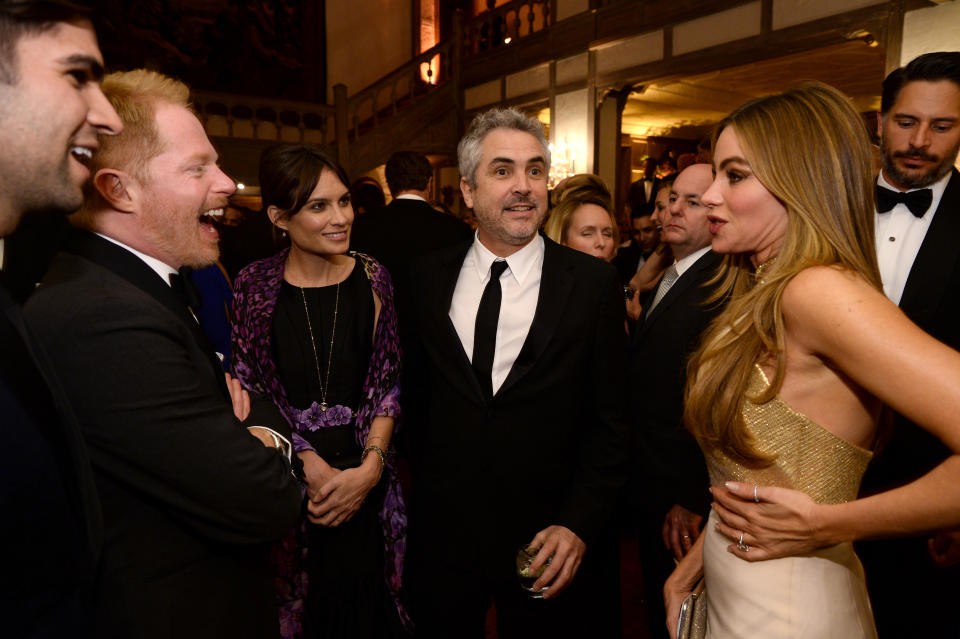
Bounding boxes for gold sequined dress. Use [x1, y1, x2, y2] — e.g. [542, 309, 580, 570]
[701, 365, 877, 638]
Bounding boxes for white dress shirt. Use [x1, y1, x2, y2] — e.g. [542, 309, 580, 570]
[674, 245, 712, 279]
[875, 171, 951, 305]
[449, 233, 544, 395]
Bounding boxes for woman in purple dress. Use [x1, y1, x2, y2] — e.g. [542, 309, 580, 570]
[231, 144, 409, 638]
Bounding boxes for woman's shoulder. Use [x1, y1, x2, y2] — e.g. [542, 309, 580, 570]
[783, 265, 875, 306]
[350, 251, 393, 288]
[781, 264, 890, 340]
[236, 251, 288, 285]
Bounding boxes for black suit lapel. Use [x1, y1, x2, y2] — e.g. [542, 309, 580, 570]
[426, 241, 486, 402]
[900, 170, 960, 323]
[63, 230, 229, 399]
[497, 239, 573, 397]
[638, 251, 721, 342]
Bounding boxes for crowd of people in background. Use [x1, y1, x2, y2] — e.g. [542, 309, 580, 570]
[3, 2, 960, 639]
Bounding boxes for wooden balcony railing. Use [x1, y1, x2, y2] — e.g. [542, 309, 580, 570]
[462, 0, 552, 56]
[342, 35, 458, 144]
[194, 90, 336, 146]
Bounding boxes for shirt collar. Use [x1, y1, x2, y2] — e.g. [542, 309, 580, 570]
[95, 233, 178, 285]
[394, 193, 426, 202]
[673, 245, 712, 277]
[470, 232, 544, 286]
[877, 169, 951, 215]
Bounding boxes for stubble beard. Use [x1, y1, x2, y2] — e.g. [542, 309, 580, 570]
[881, 138, 960, 190]
[475, 197, 544, 247]
[142, 204, 219, 269]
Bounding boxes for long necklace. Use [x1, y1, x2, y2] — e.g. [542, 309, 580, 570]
[300, 281, 340, 412]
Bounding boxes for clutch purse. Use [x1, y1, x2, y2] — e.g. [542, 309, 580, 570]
[676, 579, 707, 639]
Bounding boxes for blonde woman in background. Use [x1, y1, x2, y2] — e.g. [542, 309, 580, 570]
[665, 82, 960, 638]
[545, 174, 619, 263]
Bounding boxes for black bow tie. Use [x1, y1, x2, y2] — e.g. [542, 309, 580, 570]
[169, 266, 202, 311]
[876, 185, 933, 217]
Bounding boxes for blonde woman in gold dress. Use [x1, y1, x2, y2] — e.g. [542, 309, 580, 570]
[664, 83, 960, 638]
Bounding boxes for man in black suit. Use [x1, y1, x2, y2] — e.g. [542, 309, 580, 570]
[405, 108, 630, 638]
[23, 69, 302, 639]
[629, 164, 723, 639]
[627, 156, 661, 213]
[0, 3, 121, 636]
[613, 204, 660, 283]
[350, 150, 472, 304]
[859, 51, 960, 638]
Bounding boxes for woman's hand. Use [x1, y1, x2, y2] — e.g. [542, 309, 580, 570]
[298, 449, 338, 502]
[306, 456, 381, 527]
[710, 482, 835, 561]
[664, 578, 692, 639]
[626, 289, 643, 322]
[629, 242, 673, 294]
[663, 532, 705, 639]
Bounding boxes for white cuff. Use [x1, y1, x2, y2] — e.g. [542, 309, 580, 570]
[247, 426, 292, 461]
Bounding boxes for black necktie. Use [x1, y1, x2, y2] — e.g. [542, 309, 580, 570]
[169, 266, 202, 312]
[875, 185, 933, 217]
[472, 260, 508, 399]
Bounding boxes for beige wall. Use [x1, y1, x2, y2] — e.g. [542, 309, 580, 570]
[901, 1, 960, 67]
[326, 0, 412, 102]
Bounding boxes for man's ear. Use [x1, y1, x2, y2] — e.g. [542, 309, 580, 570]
[93, 169, 136, 213]
[460, 176, 474, 209]
[267, 205, 287, 231]
[876, 113, 884, 139]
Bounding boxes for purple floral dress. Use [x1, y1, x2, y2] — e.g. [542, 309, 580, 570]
[231, 249, 409, 636]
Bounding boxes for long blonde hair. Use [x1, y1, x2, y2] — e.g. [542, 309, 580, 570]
[684, 83, 881, 466]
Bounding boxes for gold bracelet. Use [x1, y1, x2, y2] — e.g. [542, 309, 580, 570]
[361, 445, 386, 468]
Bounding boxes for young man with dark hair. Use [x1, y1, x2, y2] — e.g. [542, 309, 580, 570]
[861, 50, 960, 638]
[0, 1, 121, 635]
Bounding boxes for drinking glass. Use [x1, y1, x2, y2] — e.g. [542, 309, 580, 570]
[516, 544, 552, 598]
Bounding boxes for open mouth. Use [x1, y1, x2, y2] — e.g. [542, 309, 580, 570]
[322, 230, 349, 241]
[199, 208, 224, 225]
[70, 146, 94, 166]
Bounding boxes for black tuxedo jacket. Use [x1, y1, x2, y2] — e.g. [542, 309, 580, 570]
[865, 169, 960, 489]
[1, 280, 102, 638]
[627, 177, 662, 212]
[23, 230, 302, 639]
[350, 198, 472, 317]
[858, 169, 960, 637]
[629, 250, 724, 516]
[406, 237, 630, 568]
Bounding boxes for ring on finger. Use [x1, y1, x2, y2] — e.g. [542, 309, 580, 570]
[753, 484, 760, 503]
[737, 531, 751, 552]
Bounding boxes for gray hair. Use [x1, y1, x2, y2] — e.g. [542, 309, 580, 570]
[457, 107, 551, 188]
